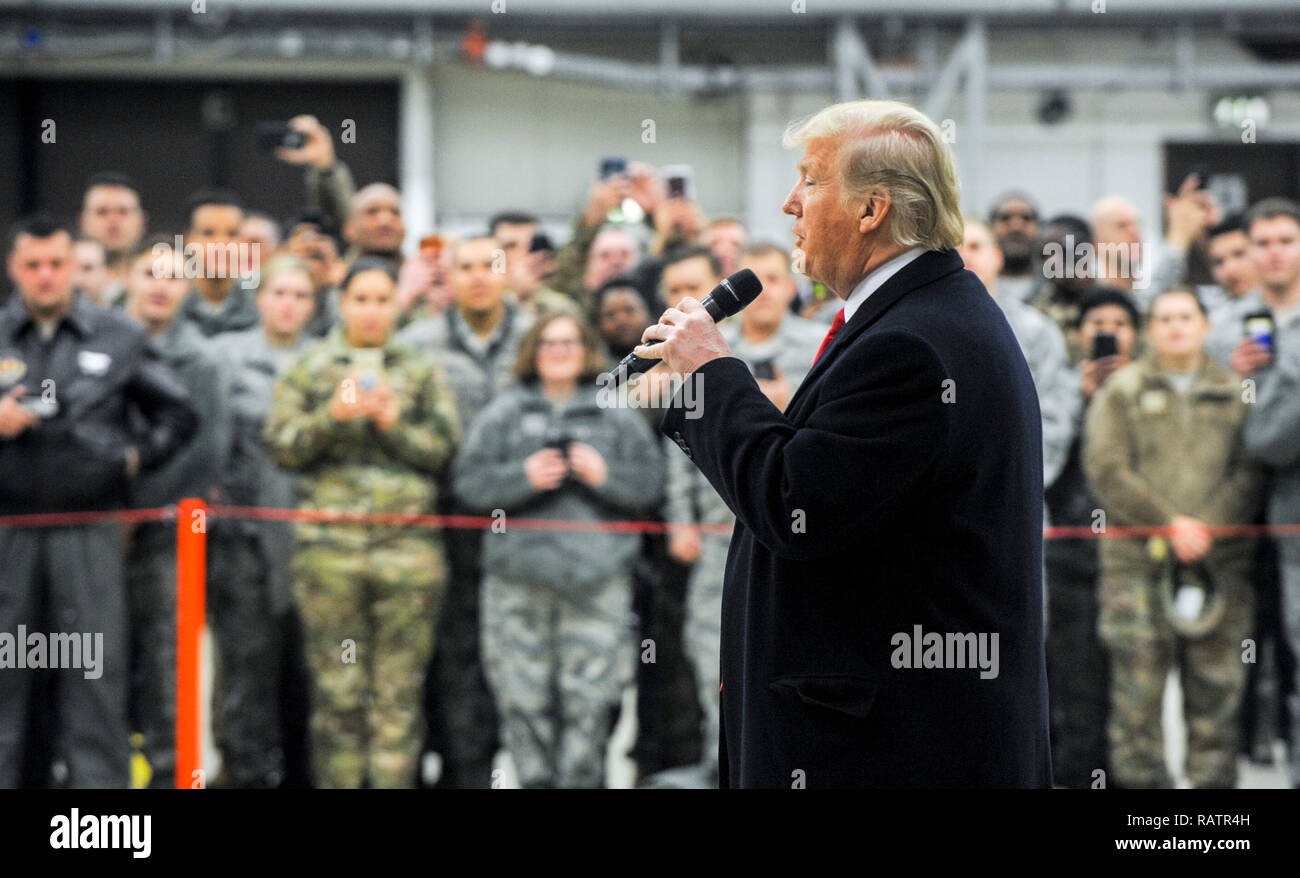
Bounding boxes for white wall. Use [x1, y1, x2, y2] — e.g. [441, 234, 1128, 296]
[948, 86, 1300, 237]
[415, 27, 1300, 248]
[428, 64, 746, 237]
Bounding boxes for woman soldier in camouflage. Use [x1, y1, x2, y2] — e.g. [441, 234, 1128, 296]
[453, 311, 664, 787]
[265, 257, 461, 788]
[1085, 286, 1262, 788]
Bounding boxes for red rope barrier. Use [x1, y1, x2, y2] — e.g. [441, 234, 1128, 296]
[3, 503, 1300, 538]
[204, 504, 737, 535]
[0, 507, 175, 527]
[0, 497, 1293, 791]
[1044, 523, 1300, 539]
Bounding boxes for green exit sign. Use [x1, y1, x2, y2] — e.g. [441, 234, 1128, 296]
[1211, 94, 1270, 129]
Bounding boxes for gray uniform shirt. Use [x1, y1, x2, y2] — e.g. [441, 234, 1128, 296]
[1238, 296, 1300, 546]
[720, 313, 828, 392]
[997, 294, 1080, 488]
[397, 302, 535, 435]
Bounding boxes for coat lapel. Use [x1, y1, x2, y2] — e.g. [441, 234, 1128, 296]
[784, 249, 965, 419]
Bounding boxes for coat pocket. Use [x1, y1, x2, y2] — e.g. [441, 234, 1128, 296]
[769, 673, 878, 720]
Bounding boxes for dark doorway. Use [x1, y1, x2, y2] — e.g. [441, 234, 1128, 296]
[1165, 141, 1300, 218]
[1, 77, 399, 236]
[1163, 140, 1300, 284]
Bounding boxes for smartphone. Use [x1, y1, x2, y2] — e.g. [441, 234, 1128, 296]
[1243, 310, 1275, 355]
[17, 396, 58, 419]
[544, 433, 573, 467]
[1091, 333, 1118, 360]
[255, 121, 307, 153]
[1188, 165, 1212, 190]
[661, 164, 695, 201]
[599, 156, 627, 180]
[752, 359, 776, 381]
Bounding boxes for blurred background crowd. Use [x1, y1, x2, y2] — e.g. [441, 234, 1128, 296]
[1, 0, 1298, 789]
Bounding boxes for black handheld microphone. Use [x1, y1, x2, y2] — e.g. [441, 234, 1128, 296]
[608, 268, 764, 387]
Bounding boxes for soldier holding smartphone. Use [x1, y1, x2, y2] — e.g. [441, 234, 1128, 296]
[1234, 199, 1300, 787]
[1079, 288, 1140, 404]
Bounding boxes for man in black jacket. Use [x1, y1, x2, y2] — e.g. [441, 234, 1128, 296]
[0, 216, 198, 788]
[637, 100, 1052, 788]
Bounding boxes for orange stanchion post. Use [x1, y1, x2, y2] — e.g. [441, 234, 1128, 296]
[175, 498, 207, 789]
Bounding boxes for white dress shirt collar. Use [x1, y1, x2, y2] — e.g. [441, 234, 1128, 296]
[841, 247, 926, 325]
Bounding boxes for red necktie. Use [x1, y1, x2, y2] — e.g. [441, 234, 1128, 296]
[812, 308, 846, 366]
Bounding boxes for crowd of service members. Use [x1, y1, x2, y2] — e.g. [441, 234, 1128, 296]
[1, 112, 1298, 788]
[960, 187, 1300, 790]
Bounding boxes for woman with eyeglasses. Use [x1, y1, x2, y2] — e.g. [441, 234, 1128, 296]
[453, 311, 664, 788]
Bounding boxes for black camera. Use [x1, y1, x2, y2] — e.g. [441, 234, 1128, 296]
[255, 121, 307, 153]
[544, 430, 572, 456]
[1091, 333, 1118, 360]
[599, 156, 627, 180]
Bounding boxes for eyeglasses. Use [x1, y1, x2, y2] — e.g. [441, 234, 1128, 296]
[993, 211, 1038, 224]
[539, 338, 583, 350]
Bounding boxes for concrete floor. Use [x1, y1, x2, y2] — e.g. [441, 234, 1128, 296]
[196, 636, 1290, 789]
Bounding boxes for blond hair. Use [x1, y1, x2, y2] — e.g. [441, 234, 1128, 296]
[256, 253, 313, 293]
[783, 100, 964, 251]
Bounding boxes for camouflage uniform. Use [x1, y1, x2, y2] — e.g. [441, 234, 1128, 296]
[1085, 353, 1262, 787]
[452, 380, 663, 787]
[125, 318, 228, 788]
[398, 303, 532, 788]
[667, 318, 823, 780]
[264, 328, 460, 788]
[206, 326, 317, 787]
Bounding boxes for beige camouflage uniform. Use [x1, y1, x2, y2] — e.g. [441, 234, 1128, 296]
[265, 328, 460, 788]
[1084, 353, 1262, 788]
